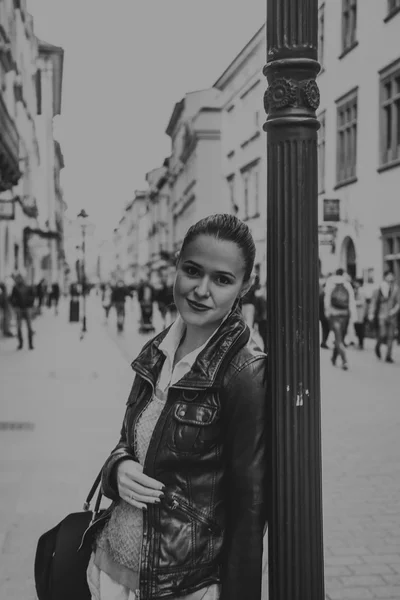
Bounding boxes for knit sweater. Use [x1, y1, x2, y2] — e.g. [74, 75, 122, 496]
[92, 316, 224, 592]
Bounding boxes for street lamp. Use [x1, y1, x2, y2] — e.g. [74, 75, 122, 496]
[264, 1, 325, 599]
[77, 209, 89, 336]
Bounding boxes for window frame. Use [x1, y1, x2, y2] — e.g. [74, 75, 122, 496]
[240, 159, 261, 221]
[335, 87, 358, 188]
[318, 3, 325, 70]
[381, 225, 400, 283]
[317, 110, 326, 194]
[340, 0, 358, 58]
[384, 0, 400, 22]
[378, 57, 400, 172]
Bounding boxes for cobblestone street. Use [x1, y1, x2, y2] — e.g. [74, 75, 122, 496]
[0, 296, 399, 599]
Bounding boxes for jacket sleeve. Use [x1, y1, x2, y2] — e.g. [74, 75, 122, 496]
[346, 283, 358, 322]
[368, 289, 378, 321]
[324, 282, 333, 317]
[220, 356, 268, 600]
[101, 377, 140, 501]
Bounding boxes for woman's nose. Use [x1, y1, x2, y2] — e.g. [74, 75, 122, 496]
[194, 278, 210, 298]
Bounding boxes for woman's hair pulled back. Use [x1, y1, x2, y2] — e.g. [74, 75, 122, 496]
[179, 214, 256, 282]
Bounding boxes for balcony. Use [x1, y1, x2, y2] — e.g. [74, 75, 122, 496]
[0, 93, 21, 191]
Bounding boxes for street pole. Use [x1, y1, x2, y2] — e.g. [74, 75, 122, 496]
[264, 1, 325, 599]
[81, 224, 87, 334]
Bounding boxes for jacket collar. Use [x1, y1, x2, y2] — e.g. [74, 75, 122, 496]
[131, 307, 249, 390]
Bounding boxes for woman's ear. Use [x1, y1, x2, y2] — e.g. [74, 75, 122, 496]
[239, 274, 255, 299]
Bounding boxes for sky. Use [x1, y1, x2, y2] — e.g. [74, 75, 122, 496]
[26, 0, 266, 239]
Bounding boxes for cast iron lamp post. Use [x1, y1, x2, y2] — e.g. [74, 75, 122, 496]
[77, 209, 89, 336]
[264, 0, 325, 598]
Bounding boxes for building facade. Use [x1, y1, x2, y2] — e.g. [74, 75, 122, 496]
[317, 0, 400, 285]
[0, 2, 65, 291]
[213, 25, 267, 285]
[166, 88, 223, 252]
[111, 1, 400, 291]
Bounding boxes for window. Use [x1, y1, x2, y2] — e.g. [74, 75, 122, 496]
[379, 59, 400, 168]
[240, 160, 260, 220]
[318, 4, 325, 69]
[227, 174, 238, 214]
[381, 225, 400, 282]
[342, 0, 357, 53]
[387, 0, 400, 17]
[336, 89, 358, 186]
[318, 110, 326, 193]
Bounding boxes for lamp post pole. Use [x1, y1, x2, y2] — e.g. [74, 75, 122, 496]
[77, 209, 89, 336]
[264, 1, 325, 599]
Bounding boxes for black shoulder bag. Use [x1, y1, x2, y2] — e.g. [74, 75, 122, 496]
[34, 469, 109, 600]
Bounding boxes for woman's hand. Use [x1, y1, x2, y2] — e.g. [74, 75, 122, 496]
[116, 459, 165, 510]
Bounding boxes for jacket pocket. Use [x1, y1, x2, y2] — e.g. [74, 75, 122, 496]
[168, 402, 220, 455]
[166, 493, 221, 536]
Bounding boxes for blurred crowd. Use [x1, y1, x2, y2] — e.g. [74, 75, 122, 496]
[0, 275, 61, 350]
[320, 269, 400, 370]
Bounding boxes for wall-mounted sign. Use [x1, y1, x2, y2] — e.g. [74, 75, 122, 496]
[318, 224, 337, 248]
[323, 198, 340, 222]
[0, 199, 15, 220]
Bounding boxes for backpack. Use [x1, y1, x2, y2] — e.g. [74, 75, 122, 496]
[331, 282, 350, 310]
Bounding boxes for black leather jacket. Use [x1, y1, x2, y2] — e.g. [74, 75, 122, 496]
[98, 308, 268, 600]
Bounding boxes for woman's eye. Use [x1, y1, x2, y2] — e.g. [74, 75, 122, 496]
[184, 266, 199, 276]
[216, 276, 231, 285]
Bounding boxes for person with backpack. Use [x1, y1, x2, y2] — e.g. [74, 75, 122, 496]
[324, 268, 357, 370]
[10, 274, 36, 350]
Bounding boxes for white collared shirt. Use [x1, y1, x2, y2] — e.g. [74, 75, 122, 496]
[157, 315, 220, 394]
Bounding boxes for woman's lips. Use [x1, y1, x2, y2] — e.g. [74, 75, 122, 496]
[186, 298, 211, 312]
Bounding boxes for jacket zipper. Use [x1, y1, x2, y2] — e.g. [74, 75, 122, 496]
[132, 368, 155, 600]
[169, 494, 220, 535]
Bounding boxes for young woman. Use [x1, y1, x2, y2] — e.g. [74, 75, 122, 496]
[87, 214, 268, 600]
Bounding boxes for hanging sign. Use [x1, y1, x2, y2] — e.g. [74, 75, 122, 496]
[323, 198, 340, 222]
[0, 200, 15, 220]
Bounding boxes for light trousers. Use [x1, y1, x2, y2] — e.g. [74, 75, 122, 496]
[87, 555, 220, 600]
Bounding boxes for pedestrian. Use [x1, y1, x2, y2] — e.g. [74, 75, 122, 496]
[368, 270, 400, 363]
[137, 278, 155, 333]
[324, 268, 357, 370]
[101, 282, 113, 323]
[50, 282, 61, 315]
[0, 280, 14, 337]
[69, 282, 80, 323]
[353, 278, 368, 350]
[36, 279, 46, 314]
[155, 269, 170, 330]
[112, 280, 132, 332]
[319, 277, 330, 349]
[86, 214, 267, 600]
[10, 274, 36, 350]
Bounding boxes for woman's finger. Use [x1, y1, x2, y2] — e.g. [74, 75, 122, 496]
[126, 470, 164, 491]
[122, 478, 163, 498]
[123, 494, 147, 510]
[120, 485, 161, 505]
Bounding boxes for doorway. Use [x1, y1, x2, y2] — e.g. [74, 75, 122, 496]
[341, 236, 357, 280]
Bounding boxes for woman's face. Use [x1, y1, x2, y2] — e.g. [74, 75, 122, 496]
[174, 234, 249, 331]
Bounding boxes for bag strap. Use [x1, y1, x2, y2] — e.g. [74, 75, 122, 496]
[83, 469, 102, 512]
